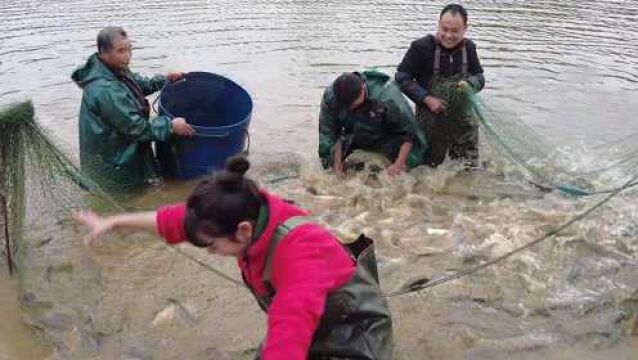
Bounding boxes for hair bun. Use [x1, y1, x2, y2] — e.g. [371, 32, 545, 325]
[225, 154, 250, 176]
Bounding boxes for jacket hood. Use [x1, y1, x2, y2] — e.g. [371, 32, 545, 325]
[71, 53, 117, 89]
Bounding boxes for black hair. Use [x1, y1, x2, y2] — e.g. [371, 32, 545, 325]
[97, 27, 128, 54]
[440, 4, 468, 25]
[332, 72, 364, 109]
[184, 155, 263, 247]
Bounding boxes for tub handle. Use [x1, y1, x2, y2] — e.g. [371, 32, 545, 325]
[194, 132, 230, 138]
[193, 129, 250, 154]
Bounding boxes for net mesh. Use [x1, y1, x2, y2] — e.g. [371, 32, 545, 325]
[455, 86, 638, 195]
[0, 101, 121, 273]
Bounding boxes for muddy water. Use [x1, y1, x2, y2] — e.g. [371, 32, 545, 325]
[262, 158, 638, 359]
[0, 272, 51, 359]
[1, 0, 638, 358]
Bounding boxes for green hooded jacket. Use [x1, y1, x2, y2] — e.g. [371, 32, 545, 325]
[71, 53, 172, 192]
[318, 70, 427, 169]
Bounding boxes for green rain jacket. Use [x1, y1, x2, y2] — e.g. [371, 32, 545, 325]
[318, 70, 427, 169]
[71, 53, 172, 192]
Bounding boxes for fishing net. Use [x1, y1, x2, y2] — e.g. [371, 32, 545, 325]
[0, 101, 252, 358]
[0, 101, 118, 274]
[433, 85, 638, 196]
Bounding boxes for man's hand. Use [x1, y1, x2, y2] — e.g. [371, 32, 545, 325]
[171, 117, 195, 137]
[386, 162, 406, 177]
[387, 142, 412, 177]
[332, 140, 345, 179]
[457, 80, 471, 92]
[424, 95, 447, 114]
[333, 162, 345, 179]
[166, 71, 185, 83]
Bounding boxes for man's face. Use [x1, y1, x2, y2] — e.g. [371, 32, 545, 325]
[437, 12, 467, 49]
[100, 36, 132, 71]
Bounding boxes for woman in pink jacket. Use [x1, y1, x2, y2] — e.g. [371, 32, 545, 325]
[75, 155, 393, 359]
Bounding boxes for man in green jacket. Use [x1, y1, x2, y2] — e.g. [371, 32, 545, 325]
[72, 27, 194, 193]
[318, 70, 427, 177]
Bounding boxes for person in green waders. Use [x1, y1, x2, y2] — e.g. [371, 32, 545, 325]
[71, 27, 195, 193]
[318, 70, 427, 178]
[395, 4, 485, 168]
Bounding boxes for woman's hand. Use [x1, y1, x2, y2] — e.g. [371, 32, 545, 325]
[73, 210, 115, 245]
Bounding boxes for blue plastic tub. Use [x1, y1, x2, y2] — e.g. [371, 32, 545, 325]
[156, 72, 252, 179]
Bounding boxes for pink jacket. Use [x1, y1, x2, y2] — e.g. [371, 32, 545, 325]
[156, 191, 356, 359]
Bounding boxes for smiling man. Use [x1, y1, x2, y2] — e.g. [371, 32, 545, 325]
[72, 27, 194, 192]
[396, 4, 485, 168]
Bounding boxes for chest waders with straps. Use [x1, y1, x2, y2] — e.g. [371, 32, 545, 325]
[248, 217, 393, 360]
[418, 40, 479, 167]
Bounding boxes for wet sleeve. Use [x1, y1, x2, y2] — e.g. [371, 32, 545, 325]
[466, 41, 485, 92]
[318, 94, 341, 169]
[131, 73, 167, 96]
[385, 94, 420, 144]
[386, 104, 415, 143]
[262, 228, 355, 360]
[96, 85, 172, 142]
[156, 203, 188, 244]
[396, 40, 430, 104]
